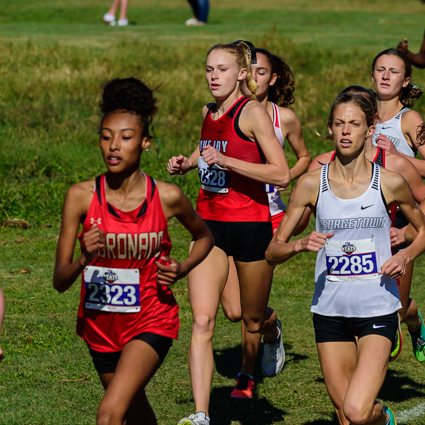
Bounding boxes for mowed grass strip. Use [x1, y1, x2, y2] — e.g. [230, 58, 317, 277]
[1, 0, 425, 423]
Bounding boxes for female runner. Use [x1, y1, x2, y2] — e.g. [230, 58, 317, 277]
[53, 77, 214, 425]
[168, 41, 291, 424]
[371, 48, 424, 175]
[266, 92, 425, 425]
[302, 85, 425, 363]
[219, 48, 311, 398]
[371, 50, 425, 361]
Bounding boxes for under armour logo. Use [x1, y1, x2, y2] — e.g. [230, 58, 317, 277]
[90, 218, 102, 225]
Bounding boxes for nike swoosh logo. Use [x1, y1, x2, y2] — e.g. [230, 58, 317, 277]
[361, 205, 373, 210]
[218, 130, 225, 133]
[381, 127, 391, 130]
[373, 324, 386, 329]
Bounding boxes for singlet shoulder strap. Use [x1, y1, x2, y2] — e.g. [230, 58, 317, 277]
[371, 162, 380, 191]
[232, 97, 255, 143]
[320, 163, 330, 193]
[372, 147, 385, 168]
[136, 174, 156, 218]
[227, 96, 250, 119]
[95, 175, 103, 206]
[271, 102, 280, 129]
[395, 107, 410, 120]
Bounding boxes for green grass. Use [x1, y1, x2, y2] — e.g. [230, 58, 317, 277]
[1, 0, 425, 423]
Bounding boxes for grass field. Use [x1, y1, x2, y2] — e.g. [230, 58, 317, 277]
[1, 0, 425, 424]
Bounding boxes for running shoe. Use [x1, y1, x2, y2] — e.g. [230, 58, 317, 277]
[178, 412, 210, 425]
[409, 311, 425, 362]
[103, 13, 116, 26]
[117, 19, 128, 26]
[390, 313, 403, 362]
[383, 405, 397, 425]
[230, 374, 254, 399]
[185, 18, 199, 26]
[261, 319, 285, 377]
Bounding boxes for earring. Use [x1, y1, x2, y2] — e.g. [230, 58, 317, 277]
[145, 148, 149, 151]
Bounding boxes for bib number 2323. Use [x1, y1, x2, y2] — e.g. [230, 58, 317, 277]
[198, 156, 229, 193]
[84, 266, 140, 313]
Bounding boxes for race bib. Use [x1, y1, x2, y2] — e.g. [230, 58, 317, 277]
[265, 184, 275, 194]
[198, 156, 229, 193]
[325, 238, 379, 281]
[84, 266, 140, 313]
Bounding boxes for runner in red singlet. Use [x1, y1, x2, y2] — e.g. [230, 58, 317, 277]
[53, 77, 213, 425]
[219, 48, 311, 398]
[168, 41, 291, 425]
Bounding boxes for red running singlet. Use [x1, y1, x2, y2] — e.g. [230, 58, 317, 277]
[196, 97, 271, 222]
[77, 174, 179, 352]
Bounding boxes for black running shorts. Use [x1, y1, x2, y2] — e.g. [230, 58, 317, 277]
[88, 332, 173, 375]
[204, 220, 273, 262]
[313, 312, 398, 344]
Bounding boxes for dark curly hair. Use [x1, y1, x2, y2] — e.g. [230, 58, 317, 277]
[256, 48, 295, 108]
[417, 122, 425, 147]
[99, 77, 158, 138]
[372, 48, 423, 108]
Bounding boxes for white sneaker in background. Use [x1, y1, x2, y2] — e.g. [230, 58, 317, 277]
[117, 19, 129, 26]
[103, 13, 116, 26]
[261, 318, 285, 377]
[178, 412, 210, 425]
[185, 18, 199, 26]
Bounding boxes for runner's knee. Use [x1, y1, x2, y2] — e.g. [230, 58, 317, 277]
[222, 304, 242, 322]
[343, 401, 373, 425]
[192, 313, 216, 335]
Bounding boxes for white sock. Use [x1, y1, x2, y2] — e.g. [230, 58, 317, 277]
[195, 412, 210, 422]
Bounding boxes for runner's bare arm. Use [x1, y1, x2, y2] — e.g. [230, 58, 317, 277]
[381, 170, 425, 278]
[293, 153, 333, 236]
[397, 111, 425, 177]
[281, 108, 311, 180]
[53, 182, 102, 293]
[266, 172, 333, 265]
[167, 105, 213, 175]
[156, 182, 214, 285]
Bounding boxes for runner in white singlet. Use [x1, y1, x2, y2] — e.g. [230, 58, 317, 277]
[371, 48, 425, 176]
[267, 93, 425, 425]
[299, 86, 425, 363]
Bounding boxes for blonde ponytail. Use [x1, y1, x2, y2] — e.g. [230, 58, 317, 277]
[235, 40, 258, 100]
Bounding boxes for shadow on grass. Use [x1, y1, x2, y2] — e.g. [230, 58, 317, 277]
[302, 415, 338, 425]
[314, 368, 425, 402]
[204, 344, 310, 424]
[214, 343, 309, 385]
[210, 386, 287, 424]
[379, 368, 425, 401]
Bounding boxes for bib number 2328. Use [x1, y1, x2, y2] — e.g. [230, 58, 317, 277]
[198, 156, 229, 193]
[84, 266, 140, 313]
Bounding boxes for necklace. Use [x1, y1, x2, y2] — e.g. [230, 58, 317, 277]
[106, 172, 142, 210]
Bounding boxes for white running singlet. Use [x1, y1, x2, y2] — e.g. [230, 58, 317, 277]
[312, 162, 401, 318]
[372, 108, 416, 157]
[265, 102, 287, 216]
